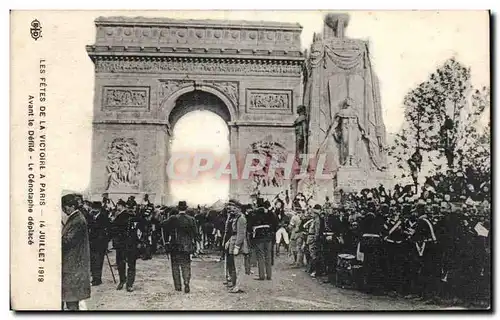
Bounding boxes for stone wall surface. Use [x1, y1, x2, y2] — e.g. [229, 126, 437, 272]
[87, 16, 304, 204]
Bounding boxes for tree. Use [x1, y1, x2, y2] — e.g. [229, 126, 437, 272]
[388, 79, 443, 187]
[389, 58, 490, 188]
[456, 86, 490, 169]
[430, 58, 472, 169]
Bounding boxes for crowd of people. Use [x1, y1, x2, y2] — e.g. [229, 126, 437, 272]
[61, 172, 491, 310]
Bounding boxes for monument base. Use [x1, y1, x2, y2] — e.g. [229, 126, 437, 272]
[334, 166, 393, 200]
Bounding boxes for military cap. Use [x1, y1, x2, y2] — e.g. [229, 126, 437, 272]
[92, 201, 102, 209]
[228, 199, 242, 208]
[116, 199, 127, 207]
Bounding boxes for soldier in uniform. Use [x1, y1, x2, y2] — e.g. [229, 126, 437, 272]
[323, 205, 343, 283]
[110, 199, 142, 292]
[307, 204, 324, 277]
[298, 210, 313, 269]
[402, 202, 420, 298]
[274, 199, 290, 256]
[358, 201, 384, 294]
[227, 199, 250, 293]
[222, 208, 236, 287]
[163, 201, 198, 293]
[139, 205, 154, 260]
[249, 205, 278, 280]
[383, 203, 406, 296]
[288, 209, 303, 265]
[411, 199, 439, 300]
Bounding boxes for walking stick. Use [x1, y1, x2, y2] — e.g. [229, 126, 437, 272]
[105, 251, 116, 284]
[161, 226, 170, 260]
[271, 241, 275, 266]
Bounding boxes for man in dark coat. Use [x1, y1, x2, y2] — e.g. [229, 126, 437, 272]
[88, 201, 110, 286]
[111, 199, 141, 292]
[307, 204, 325, 277]
[411, 200, 439, 300]
[249, 206, 278, 280]
[359, 201, 384, 294]
[164, 201, 198, 293]
[222, 209, 236, 287]
[61, 194, 91, 311]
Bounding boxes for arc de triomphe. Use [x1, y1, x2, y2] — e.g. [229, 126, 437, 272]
[86, 17, 305, 204]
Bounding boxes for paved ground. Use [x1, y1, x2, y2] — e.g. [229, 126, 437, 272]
[86, 250, 446, 311]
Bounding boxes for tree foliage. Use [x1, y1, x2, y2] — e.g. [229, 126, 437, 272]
[388, 57, 490, 185]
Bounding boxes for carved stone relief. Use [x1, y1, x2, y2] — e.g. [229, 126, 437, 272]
[247, 137, 288, 195]
[159, 80, 193, 103]
[106, 138, 140, 190]
[203, 80, 238, 108]
[95, 58, 302, 76]
[246, 89, 292, 113]
[102, 86, 150, 110]
[159, 79, 239, 109]
[95, 24, 301, 51]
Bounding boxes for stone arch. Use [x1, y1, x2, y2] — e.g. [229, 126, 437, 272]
[161, 83, 238, 127]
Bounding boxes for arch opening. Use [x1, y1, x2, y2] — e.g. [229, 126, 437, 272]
[168, 97, 231, 206]
[168, 90, 232, 129]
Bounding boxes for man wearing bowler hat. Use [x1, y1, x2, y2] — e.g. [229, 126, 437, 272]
[164, 201, 198, 293]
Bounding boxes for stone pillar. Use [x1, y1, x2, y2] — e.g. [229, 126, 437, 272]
[228, 123, 241, 201]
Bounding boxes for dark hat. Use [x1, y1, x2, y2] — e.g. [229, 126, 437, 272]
[116, 199, 127, 207]
[61, 194, 78, 208]
[228, 199, 242, 208]
[92, 201, 102, 210]
[178, 201, 188, 211]
[256, 197, 265, 208]
[313, 204, 322, 210]
[126, 199, 137, 209]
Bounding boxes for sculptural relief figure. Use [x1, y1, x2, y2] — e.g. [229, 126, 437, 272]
[332, 97, 386, 170]
[106, 137, 140, 190]
[303, 13, 388, 172]
[333, 98, 360, 167]
[294, 105, 308, 158]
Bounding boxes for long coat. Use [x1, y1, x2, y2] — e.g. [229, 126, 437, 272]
[88, 209, 110, 249]
[164, 212, 198, 253]
[229, 213, 250, 255]
[62, 210, 91, 302]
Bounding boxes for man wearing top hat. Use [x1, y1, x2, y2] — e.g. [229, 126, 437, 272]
[110, 199, 141, 292]
[163, 201, 198, 293]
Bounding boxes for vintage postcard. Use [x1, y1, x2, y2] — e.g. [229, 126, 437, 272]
[10, 10, 491, 311]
